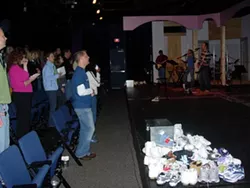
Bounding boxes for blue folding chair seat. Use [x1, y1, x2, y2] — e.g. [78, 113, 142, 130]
[0, 145, 49, 188]
[18, 131, 70, 187]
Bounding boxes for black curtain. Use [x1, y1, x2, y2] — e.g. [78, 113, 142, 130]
[125, 22, 152, 81]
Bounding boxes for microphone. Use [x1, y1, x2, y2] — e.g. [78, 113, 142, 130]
[177, 53, 187, 59]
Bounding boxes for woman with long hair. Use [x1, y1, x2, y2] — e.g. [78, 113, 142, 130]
[8, 50, 40, 138]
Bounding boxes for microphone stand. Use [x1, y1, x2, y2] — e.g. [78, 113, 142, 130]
[177, 48, 200, 59]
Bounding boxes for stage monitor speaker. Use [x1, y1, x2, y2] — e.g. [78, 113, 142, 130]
[110, 48, 126, 89]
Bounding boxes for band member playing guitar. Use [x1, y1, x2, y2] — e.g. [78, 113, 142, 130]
[151, 50, 168, 102]
[198, 42, 211, 92]
[155, 50, 168, 80]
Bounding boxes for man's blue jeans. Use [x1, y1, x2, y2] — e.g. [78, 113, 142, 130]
[0, 104, 9, 153]
[74, 108, 95, 158]
[158, 67, 165, 79]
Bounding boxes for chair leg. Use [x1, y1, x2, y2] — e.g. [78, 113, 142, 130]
[57, 173, 71, 188]
[63, 142, 82, 166]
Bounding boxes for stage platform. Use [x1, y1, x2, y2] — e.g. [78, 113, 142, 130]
[126, 85, 250, 188]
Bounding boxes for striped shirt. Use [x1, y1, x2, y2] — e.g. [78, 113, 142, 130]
[200, 50, 211, 67]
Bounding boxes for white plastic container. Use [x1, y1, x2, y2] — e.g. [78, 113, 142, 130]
[126, 80, 134, 87]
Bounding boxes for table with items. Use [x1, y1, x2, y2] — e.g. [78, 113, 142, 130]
[142, 124, 245, 187]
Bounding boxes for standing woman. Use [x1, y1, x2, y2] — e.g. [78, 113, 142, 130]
[86, 63, 100, 142]
[8, 50, 40, 138]
[182, 49, 195, 94]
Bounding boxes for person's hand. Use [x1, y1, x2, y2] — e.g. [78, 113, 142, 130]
[21, 58, 28, 66]
[61, 88, 65, 93]
[96, 68, 101, 73]
[36, 68, 41, 74]
[91, 89, 95, 96]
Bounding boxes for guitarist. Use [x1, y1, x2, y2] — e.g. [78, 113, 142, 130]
[198, 42, 211, 92]
[155, 50, 168, 81]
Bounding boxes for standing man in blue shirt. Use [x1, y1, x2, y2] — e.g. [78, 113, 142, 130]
[71, 50, 96, 160]
[42, 51, 60, 125]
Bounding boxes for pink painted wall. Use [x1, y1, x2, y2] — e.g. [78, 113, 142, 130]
[123, 0, 250, 31]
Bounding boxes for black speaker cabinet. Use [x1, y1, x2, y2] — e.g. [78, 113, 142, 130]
[110, 48, 126, 89]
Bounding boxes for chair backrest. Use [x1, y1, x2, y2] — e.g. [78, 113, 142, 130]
[60, 105, 72, 122]
[32, 90, 48, 107]
[18, 131, 47, 165]
[0, 145, 32, 187]
[52, 109, 67, 132]
[65, 80, 73, 101]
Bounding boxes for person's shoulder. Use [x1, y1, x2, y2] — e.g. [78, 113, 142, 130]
[9, 65, 18, 72]
[74, 66, 82, 73]
[73, 67, 83, 78]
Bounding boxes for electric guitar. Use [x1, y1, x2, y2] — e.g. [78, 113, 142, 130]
[196, 53, 213, 73]
[155, 60, 167, 70]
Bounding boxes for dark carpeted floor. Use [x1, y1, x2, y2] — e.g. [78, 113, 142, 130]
[62, 91, 142, 188]
[126, 85, 250, 188]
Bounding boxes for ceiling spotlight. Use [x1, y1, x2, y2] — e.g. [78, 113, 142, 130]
[96, 9, 100, 14]
[99, 17, 103, 20]
[71, 4, 74, 8]
[23, 2, 27, 12]
[74, 1, 77, 4]
[92, 0, 97, 4]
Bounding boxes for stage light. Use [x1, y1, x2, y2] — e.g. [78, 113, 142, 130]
[114, 38, 120, 43]
[99, 17, 103, 20]
[23, 2, 27, 12]
[96, 9, 100, 14]
[92, 0, 97, 4]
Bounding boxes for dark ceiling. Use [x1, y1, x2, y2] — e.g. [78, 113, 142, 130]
[0, 0, 249, 48]
[1, 0, 249, 23]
